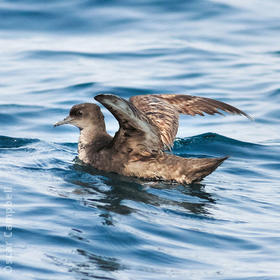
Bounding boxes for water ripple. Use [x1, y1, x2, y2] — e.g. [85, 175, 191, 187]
[1, 0, 280, 279]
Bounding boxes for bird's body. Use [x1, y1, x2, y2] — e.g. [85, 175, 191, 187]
[54, 93, 250, 184]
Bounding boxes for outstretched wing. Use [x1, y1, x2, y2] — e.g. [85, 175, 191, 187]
[130, 94, 251, 148]
[94, 94, 164, 159]
[129, 95, 179, 150]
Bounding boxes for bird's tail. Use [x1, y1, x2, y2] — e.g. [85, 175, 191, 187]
[155, 154, 229, 184]
[181, 156, 228, 184]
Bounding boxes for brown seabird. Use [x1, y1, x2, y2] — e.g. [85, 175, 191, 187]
[54, 94, 251, 184]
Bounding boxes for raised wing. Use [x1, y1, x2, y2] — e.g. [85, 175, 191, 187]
[130, 94, 251, 148]
[94, 94, 164, 158]
[153, 94, 251, 118]
[129, 95, 179, 150]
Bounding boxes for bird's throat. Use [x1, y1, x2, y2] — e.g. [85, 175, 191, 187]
[78, 127, 112, 164]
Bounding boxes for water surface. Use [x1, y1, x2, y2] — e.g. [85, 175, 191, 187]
[1, 0, 280, 279]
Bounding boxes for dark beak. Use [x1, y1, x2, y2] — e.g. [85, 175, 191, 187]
[54, 116, 73, 127]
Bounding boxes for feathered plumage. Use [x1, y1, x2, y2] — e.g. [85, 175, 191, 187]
[54, 93, 251, 184]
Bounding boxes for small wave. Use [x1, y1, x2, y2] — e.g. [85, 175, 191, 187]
[23, 48, 174, 62]
[173, 133, 280, 162]
[174, 132, 257, 148]
[173, 132, 258, 155]
[0, 135, 39, 149]
[266, 88, 280, 98]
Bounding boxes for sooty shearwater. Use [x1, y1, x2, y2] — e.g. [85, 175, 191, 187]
[54, 94, 251, 184]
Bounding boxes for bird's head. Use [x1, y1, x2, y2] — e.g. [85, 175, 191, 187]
[54, 103, 104, 130]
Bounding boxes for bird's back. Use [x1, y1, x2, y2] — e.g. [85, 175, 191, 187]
[123, 152, 228, 184]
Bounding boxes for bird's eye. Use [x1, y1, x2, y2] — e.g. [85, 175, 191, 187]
[76, 110, 83, 116]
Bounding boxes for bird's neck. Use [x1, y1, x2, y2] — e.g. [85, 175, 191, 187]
[78, 126, 112, 163]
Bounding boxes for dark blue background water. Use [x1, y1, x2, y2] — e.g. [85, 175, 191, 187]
[1, 1, 280, 279]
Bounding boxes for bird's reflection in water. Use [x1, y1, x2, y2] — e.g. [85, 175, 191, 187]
[50, 163, 217, 279]
[68, 163, 216, 225]
[76, 249, 123, 272]
[47, 249, 122, 280]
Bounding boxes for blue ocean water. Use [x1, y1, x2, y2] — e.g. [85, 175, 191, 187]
[1, 0, 280, 279]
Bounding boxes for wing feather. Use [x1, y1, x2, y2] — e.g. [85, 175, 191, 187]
[130, 94, 251, 148]
[94, 94, 164, 157]
[155, 94, 252, 118]
[130, 95, 179, 150]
